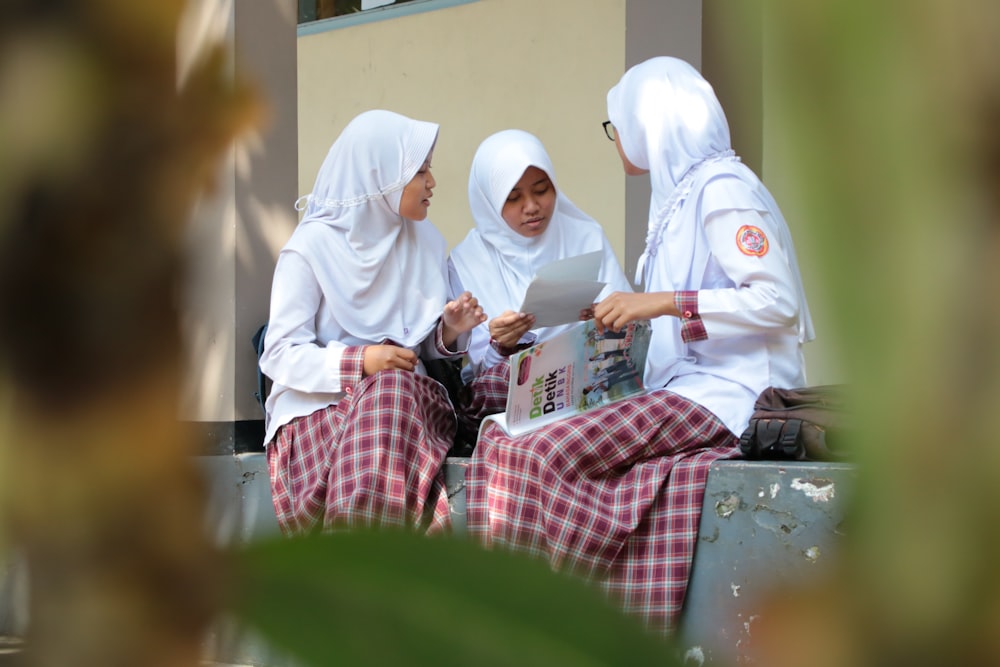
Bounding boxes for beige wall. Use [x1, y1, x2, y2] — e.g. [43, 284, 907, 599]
[297, 0, 629, 262]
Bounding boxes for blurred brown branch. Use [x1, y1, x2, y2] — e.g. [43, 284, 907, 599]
[0, 2, 261, 666]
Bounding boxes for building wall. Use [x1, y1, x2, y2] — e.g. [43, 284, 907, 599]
[296, 0, 630, 263]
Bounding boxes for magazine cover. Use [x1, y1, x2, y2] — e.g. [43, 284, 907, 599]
[502, 319, 652, 436]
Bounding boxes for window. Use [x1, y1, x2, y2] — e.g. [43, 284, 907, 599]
[297, 0, 478, 33]
[298, 0, 419, 23]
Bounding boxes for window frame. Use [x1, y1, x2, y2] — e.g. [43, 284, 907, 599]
[297, 0, 479, 35]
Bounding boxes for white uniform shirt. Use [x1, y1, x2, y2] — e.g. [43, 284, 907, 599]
[661, 200, 807, 436]
[261, 249, 466, 446]
[607, 56, 814, 437]
[259, 110, 467, 447]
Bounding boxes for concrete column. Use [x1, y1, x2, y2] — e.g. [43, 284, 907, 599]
[621, 1, 765, 282]
[178, 0, 298, 454]
[704, 0, 763, 176]
[623, 0, 703, 280]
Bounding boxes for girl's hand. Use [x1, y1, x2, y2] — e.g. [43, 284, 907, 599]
[363, 344, 418, 376]
[488, 310, 535, 348]
[593, 291, 676, 333]
[442, 291, 487, 347]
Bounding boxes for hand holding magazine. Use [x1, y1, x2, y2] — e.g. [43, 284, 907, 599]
[493, 319, 652, 436]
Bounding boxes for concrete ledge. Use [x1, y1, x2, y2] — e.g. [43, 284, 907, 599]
[195, 454, 294, 667]
[2, 454, 853, 667]
[678, 459, 855, 665]
[0, 556, 27, 638]
[444, 456, 471, 535]
[197, 453, 280, 547]
[442, 456, 854, 665]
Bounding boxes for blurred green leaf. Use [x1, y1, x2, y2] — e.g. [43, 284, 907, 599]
[231, 530, 678, 667]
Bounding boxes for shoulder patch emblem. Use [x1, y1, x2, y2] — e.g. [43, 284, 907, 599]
[736, 225, 769, 257]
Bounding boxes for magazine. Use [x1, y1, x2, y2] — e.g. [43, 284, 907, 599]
[496, 319, 652, 436]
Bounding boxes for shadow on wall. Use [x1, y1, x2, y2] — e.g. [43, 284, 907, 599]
[178, 0, 299, 427]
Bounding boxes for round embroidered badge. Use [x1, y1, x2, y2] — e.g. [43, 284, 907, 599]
[736, 225, 769, 257]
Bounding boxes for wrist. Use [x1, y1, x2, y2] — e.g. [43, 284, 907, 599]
[440, 319, 460, 349]
[489, 338, 520, 357]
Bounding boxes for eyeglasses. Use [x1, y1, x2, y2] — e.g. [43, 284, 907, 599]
[602, 120, 615, 142]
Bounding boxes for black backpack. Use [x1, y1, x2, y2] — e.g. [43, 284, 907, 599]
[251, 323, 270, 416]
[738, 385, 850, 461]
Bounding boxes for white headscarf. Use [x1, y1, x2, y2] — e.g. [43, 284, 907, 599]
[607, 57, 814, 375]
[451, 129, 631, 331]
[283, 109, 447, 347]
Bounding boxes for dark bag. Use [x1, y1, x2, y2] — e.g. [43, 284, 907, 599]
[251, 323, 270, 416]
[738, 385, 849, 461]
[423, 357, 478, 457]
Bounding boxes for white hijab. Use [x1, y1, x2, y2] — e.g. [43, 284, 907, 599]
[451, 129, 631, 329]
[607, 57, 814, 377]
[283, 109, 447, 347]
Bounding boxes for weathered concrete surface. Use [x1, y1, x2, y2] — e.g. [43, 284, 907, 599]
[677, 460, 855, 666]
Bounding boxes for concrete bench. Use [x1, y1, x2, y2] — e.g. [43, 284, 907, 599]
[678, 459, 855, 665]
[186, 456, 860, 666]
[1, 455, 852, 666]
[443, 456, 855, 666]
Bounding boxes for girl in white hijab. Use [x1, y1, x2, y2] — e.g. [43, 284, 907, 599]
[464, 58, 814, 635]
[600, 55, 814, 433]
[448, 130, 631, 426]
[261, 109, 485, 535]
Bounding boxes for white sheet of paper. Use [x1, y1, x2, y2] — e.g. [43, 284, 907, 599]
[519, 279, 606, 327]
[518, 251, 606, 327]
[534, 250, 603, 281]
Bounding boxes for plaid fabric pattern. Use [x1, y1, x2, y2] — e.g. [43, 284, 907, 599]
[676, 290, 707, 343]
[465, 390, 740, 635]
[456, 359, 510, 438]
[268, 369, 456, 536]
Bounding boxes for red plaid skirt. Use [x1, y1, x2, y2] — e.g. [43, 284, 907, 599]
[267, 370, 455, 536]
[466, 389, 740, 635]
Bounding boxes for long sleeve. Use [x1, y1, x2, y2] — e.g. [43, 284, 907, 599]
[691, 208, 801, 341]
[416, 317, 470, 362]
[261, 250, 355, 394]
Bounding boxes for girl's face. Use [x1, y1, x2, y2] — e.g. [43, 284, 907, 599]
[399, 151, 435, 220]
[501, 166, 556, 238]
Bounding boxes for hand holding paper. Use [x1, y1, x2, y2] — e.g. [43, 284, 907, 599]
[518, 251, 606, 327]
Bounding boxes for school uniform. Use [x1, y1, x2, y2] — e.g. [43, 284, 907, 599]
[261, 110, 467, 535]
[466, 58, 814, 634]
[448, 129, 633, 427]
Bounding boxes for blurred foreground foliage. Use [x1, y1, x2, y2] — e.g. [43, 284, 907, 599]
[0, 1, 259, 666]
[756, 2, 1000, 666]
[0, 1, 999, 666]
[233, 531, 672, 666]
